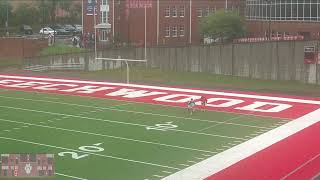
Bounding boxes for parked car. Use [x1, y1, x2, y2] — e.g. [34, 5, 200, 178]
[63, 24, 76, 33]
[50, 25, 70, 35]
[39, 27, 55, 35]
[74, 24, 83, 33]
[20, 25, 33, 35]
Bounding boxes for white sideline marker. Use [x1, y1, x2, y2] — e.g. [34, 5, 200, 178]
[55, 172, 88, 180]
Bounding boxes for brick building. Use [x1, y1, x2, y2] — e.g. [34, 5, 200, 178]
[83, 0, 243, 46]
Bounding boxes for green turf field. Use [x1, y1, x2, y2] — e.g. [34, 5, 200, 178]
[0, 89, 290, 180]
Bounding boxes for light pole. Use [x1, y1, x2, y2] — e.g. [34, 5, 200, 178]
[265, 0, 272, 40]
[5, 0, 9, 36]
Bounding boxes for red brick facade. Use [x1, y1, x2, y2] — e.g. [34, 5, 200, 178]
[83, 0, 243, 46]
[246, 21, 320, 40]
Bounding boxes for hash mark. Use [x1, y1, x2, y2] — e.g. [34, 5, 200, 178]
[153, 175, 164, 178]
[162, 170, 172, 174]
[179, 163, 189, 167]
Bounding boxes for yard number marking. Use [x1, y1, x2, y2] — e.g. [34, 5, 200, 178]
[146, 122, 178, 131]
[58, 143, 104, 160]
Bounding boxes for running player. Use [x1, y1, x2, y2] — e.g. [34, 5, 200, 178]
[200, 96, 207, 111]
[187, 98, 196, 115]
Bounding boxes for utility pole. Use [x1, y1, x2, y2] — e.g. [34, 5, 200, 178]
[5, 0, 9, 36]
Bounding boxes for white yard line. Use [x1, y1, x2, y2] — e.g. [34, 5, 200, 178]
[0, 136, 180, 170]
[55, 173, 88, 180]
[0, 105, 244, 140]
[197, 115, 245, 132]
[280, 153, 320, 180]
[0, 118, 215, 154]
[1, 75, 320, 105]
[0, 95, 276, 129]
[162, 108, 320, 180]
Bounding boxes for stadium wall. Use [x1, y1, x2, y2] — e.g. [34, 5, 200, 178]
[24, 41, 320, 85]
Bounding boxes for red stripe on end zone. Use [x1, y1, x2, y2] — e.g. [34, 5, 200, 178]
[0, 74, 320, 119]
[206, 122, 320, 180]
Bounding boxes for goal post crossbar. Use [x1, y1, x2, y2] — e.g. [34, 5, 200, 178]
[96, 57, 148, 84]
[95, 58, 147, 62]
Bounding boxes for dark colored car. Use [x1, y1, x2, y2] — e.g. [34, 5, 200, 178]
[20, 25, 33, 35]
[63, 24, 76, 33]
[51, 25, 70, 35]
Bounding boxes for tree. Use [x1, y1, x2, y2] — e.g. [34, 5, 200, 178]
[0, 1, 13, 29]
[14, 3, 40, 26]
[200, 10, 246, 43]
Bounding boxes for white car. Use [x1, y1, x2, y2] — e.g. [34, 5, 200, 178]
[39, 27, 55, 35]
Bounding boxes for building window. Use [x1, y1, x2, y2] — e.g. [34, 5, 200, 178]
[165, 26, 170, 37]
[179, 6, 185, 17]
[172, 6, 178, 17]
[102, 0, 107, 5]
[165, 6, 170, 17]
[203, 7, 210, 17]
[172, 26, 177, 37]
[196, 8, 203, 17]
[179, 25, 185, 37]
[100, 30, 108, 41]
[101, 11, 107, 23]
[246, 0, 320, 22]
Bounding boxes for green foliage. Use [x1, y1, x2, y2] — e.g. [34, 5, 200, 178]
[14, 3, 40, 26]
[200, 10, 246, 42]
[39, 44, 87, 56]
[0, 1, 13, 28]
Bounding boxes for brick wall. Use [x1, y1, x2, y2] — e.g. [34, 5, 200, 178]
[0, 38, 48, 59]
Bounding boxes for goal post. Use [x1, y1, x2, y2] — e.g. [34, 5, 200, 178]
[96, 57, 147, 84]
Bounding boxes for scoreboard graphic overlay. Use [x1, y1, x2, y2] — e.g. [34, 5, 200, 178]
[0, 154, 55, 178]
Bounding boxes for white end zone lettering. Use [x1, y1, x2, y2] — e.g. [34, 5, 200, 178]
[60, 86, 115, 94]
[0, 80, 25, 85]
[236, 101, 292, 113]
[205, 98, 244, 107]
[153, 94, 201, 103]
[5, 81, 51, 88]
[34, 84, 79, 91]
[106, 88, 167, 98]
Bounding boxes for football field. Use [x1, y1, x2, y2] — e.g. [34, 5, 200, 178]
[0, 75, 319, 180]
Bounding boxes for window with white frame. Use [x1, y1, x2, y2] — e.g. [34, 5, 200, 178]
[102, 0, 107, 5]
[172, 26, 177, 37]
[246, 0, 320, 22]
[179, 25, 185, 37]
[172, 6, 178, 17]
[165, 6, 170, 17]
[101, 11, 107, 23]
[100, 30, 108, 41]
[203, 7, 210, 17]
[165, 26, 170, 37]
[179, 6, 185, 17]
[196, 8, 203, 17]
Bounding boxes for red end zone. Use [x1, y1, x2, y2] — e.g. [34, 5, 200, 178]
[0, 74, 319, 119]
[206, 122, 320, 180]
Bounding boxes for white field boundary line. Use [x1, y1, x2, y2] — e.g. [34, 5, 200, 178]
[0, 95, 274, 130]
[280, 152, 320, 180]
[0, 105, 245, 140]
[0, 136, 180, 171]
[55, 173, 88, 180]
[162, 108, 320, 180]
[0, 117, 216, 154]
[0, 75, 320, 105]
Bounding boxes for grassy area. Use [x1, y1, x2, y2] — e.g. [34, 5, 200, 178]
[0, 59, 23, 68]
[0, 89, 285, 179]
[38, 44, 87, 56]
[70, 67, 320, 97]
